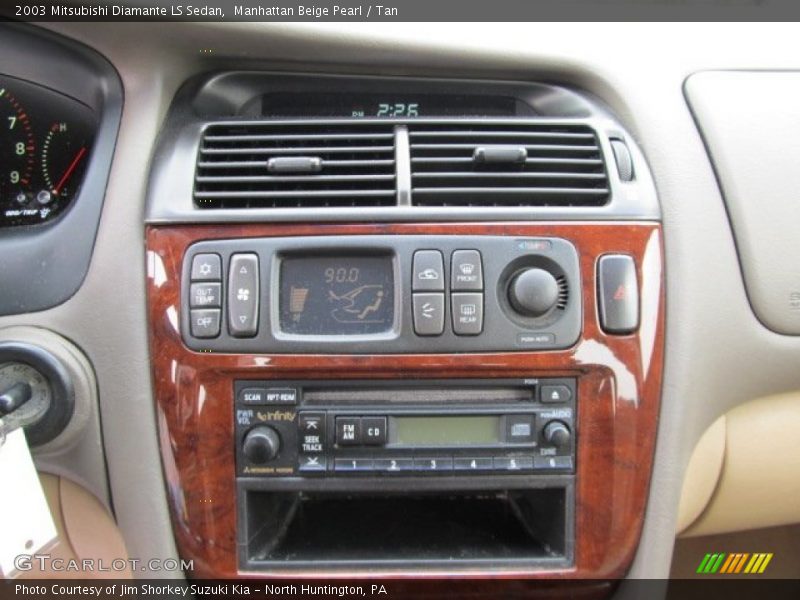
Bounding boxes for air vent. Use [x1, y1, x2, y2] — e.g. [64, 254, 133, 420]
[194, 123, 397, 208]
[556, 275, 569, 310]
[408, 122, 609, 207]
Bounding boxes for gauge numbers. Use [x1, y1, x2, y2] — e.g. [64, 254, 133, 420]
[0, 74, 96, 228]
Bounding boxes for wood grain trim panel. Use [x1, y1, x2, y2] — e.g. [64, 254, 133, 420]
[146, 222, 664, 581]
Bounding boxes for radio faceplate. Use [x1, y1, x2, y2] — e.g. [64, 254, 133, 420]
[234, 378, 576, 481]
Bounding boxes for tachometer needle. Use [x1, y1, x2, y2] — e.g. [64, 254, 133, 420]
[53, 146, 87, 196]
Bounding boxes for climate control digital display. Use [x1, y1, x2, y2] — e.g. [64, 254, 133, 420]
[279, 255, 395, 335]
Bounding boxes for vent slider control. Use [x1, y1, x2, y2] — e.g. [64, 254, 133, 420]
[267, 156, 323, 174]
[473, 145, 528, 164]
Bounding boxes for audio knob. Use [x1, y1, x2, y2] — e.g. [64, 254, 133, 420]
[242, 426, 281, 463]
[508, 268, 559, 317]
[543, 421, 571, 448]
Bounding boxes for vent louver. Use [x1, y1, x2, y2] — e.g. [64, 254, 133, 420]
[194, 122, 397, 208]
[408, 123, 609, 207]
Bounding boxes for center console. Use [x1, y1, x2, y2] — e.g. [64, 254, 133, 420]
[145, 73, 663, 586]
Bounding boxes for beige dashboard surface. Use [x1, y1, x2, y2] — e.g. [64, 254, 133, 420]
[681, 392, 800, 537]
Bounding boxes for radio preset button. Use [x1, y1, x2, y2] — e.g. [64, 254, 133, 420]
[374, 458, 414, 472]
[299, 412, 326, 453]
[541, 384, 572, 404]
[412, 250, 445, 292]
[412, 293, 445, 336]
[494, 456, 534, 471]
[451, 250, 483, 291]
[451, 293, 484, 336]
[505, 414, 535, 443]
[362, 416, 387, 446]
[453, 457, 493, 471]
[534, 455, 574, 471]
[414, 457, 454, 472]
[335, 416, 361, 446]
[334, 458, 374, 472]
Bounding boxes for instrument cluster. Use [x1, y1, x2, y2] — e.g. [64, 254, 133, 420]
[0, 74, 96, 227]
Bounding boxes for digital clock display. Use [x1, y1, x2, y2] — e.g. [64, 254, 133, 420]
[279, 254, 395, 336]
[261, 93, 531, 118]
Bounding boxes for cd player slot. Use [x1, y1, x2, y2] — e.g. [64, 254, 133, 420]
[241, 487, 571, 568]
[302, 386, 534, 405]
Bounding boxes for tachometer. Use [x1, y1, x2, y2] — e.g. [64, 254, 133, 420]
[0, 74, 97, 227]
[0, 86, 36, 208]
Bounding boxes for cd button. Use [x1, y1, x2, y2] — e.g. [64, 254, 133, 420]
[453, 457, 493, 471]
[361, 416, 387, 446]
[412, 250, 445, 292]
[335, 417, 361, 446]
[374, 458, 414, 472]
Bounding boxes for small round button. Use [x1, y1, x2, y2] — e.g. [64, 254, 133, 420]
[242, 426, 281, 463]
[508, 268, 559, 317]
[543, 421, 571, 448]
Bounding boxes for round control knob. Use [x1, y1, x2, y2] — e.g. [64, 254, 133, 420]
[543, 421, 571, 448]
[508, 268, 559, 317]
[242, 426, 281, 464]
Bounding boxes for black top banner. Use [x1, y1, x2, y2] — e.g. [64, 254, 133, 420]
[3, 0, 800, 22]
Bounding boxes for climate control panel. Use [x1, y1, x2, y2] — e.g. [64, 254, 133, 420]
[181, 235, 583, 353]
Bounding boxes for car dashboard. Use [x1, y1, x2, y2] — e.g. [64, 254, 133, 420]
[1, 19, 799, 595]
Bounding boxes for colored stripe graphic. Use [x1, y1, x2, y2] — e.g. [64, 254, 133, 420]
[700, 552, 774, 574]
[696, 553, 712, 574]
[719, 554, 736, 574]
[758, 553, 773, 573]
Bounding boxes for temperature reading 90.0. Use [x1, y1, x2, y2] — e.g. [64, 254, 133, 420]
[376, 103, 420, 117]
[324, 267, 361, 284]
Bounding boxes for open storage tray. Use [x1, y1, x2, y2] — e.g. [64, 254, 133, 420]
[240, 487, 573, 570]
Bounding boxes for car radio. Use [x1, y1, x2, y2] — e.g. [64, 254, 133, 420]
[234, 378, 576, 480]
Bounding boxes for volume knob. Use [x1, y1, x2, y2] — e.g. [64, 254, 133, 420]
[508, 268, 559, 317]
[543, 421, 571, 448]
[242, 426, 281, 463]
